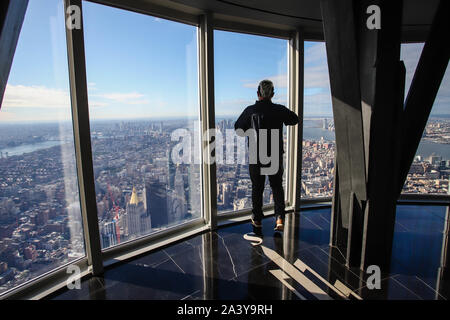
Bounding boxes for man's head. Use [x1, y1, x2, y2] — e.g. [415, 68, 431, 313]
[257, 79, 274, 101]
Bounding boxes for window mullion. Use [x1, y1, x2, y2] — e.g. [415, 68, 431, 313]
[289, 30, 304, 211]
[199, 13, 218, 230]
[64, 0, 103, 275]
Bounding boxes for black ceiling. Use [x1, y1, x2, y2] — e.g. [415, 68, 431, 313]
[166, 0, 440, 41]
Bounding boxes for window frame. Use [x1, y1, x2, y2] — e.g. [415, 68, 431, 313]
[0, 0, 90, 299]
[80, 0, 206, 252]
[300, 40, 335, 202]
[211, 28, 294, 217]
[73, 0, 303, 288]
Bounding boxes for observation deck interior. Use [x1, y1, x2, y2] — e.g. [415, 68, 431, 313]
[0, 0, 449, 301]
[49, 203, 450, 300]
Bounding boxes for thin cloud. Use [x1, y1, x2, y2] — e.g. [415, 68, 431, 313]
[0, 111, 16, 121]
[126, 99, 151, 105]
[305, 65, 330, 89]
[94, 92, 150, 105]
[2, 84, 70, 109]
[304, 42, 332, 116]
[305, 42, 328, 65]
[87, 82, 98, 91]
[242, 74, 288, 89]
[89, 101, 108, 107]
[2, 84, 108, 110]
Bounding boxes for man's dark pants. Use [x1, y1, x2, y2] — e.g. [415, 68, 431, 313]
[249, 159, 285, 223]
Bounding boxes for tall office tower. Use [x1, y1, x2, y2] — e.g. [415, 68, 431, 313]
[188, 164, 201, 216]
[67, 202, 83, 255]
[101, 220, 118, 248]
[323, 118, 328, 130]
[167, 149, 175, 190]
[448, 176, 450, 195]
[236, 186, 246, 199]
[169, 165, 187, 224]
[126, 187, 150, 238]
[222, 183, 231, 207]
[143, 183, 148, 213]
[145, 182, 151, 217]
[138, 188, 151, 235]
[146, 179, 168, 228]
[263, 186, 271, 203]
[159, 121, 163, 133]
[218, 120, 226, 134]
[430, 155, 442, 165]
[139, 210, 151, 236]
[119, 211, 128, 237]
[234, 198, 250, 211]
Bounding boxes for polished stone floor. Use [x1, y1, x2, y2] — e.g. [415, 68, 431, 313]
[49, 205, 449, 300]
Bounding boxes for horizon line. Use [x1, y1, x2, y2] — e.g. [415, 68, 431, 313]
[1, 113, 450, 125]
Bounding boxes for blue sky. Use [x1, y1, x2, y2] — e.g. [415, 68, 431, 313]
[214, 30, 288, 117]
[0, 0, 448, 123]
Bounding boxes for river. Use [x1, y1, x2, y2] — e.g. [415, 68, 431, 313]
[303, 127, 450, 160]
[0, 140, 62, 157]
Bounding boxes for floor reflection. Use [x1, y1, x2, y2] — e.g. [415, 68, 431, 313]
[49, 204, 450, 300]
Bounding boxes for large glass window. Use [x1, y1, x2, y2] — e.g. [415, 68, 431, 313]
[0, 0, 85, 296]
[82, 2, 201, 249]
[401, 43, 450, 194]
[302, 42, 335, 199]
[214, 30, 289, 214]
[301, 42, 450, 197]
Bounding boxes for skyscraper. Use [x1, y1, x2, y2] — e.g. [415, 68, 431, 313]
[187, 164, 201, 217]
[222, 183, 231, 206]
[168, 165, 187, 224]
[146, 179, 168, 228]
[167, 149, 175, 190]
[101, 220, 118, 248]
[126, 187, 151, 238]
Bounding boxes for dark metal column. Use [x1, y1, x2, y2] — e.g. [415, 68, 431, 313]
[330, 165, 348, 250]
[289, 30, 304, 212]
[322, 0, 449, 274]
[64, 0, 103, 275]
[202, 232, 218, 299]
[199, 13, 218, 230]
[321, 0, 405, 271]
[359, 0, 404, 271]
[320, 0, 367, 268]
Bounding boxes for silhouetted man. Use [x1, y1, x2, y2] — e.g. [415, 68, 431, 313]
[235, 79, 299, 232]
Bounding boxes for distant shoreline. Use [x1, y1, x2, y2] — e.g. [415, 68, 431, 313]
[1, 114, 450, 125]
